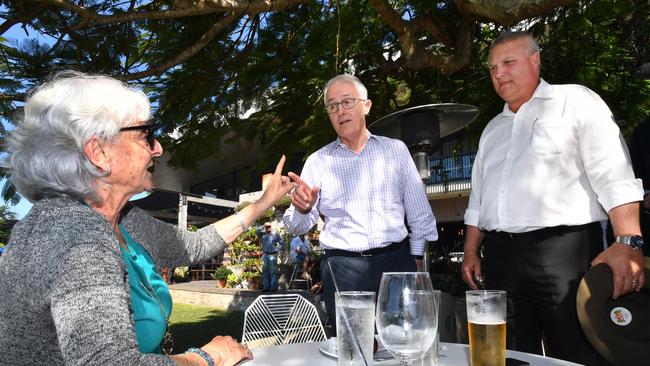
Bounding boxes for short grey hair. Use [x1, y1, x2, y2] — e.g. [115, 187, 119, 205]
[3, 70, 151, 202]
[323, 74, 368, 105]
[489, 31, 540, 59]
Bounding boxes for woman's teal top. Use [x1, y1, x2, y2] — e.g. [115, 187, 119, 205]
[119, 225, 172, 354]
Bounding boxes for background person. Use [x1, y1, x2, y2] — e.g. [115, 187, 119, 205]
[461, 32, 644, 365]
[283, 74, 438, 328]
[0, 71, 294, 366]
[290, 233, 311, 279]
[256, 222, 284, 292]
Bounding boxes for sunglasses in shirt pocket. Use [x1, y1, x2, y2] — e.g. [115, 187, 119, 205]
[530, 118, 570, 156]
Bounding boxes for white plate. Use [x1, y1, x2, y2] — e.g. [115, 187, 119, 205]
[318, 337, 338, 358]
[318, 337, 393, 361]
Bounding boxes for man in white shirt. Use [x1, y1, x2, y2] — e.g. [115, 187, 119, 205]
[283, 75, 438, 327]
[462, 31, 645, 365]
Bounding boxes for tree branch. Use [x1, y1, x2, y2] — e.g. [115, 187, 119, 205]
[411, 15, 453, 47]
[120, 12, 240, 81]
[29, 0, 310, 29]
[368, 0, 408, 34]
[370, 0, 470, 74]
[0, 93, 24, 102]
[454, 0, 578, 26]
[398, 14, 473, 74]
[0, 4, 47, 36]
[370, 0, 576, 74]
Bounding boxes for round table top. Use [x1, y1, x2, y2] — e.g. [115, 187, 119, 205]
[242, 341, 583, 366]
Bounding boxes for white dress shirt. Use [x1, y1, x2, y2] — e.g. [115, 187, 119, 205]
[283, 131, 438, 255]
[464, 79, 643, 233]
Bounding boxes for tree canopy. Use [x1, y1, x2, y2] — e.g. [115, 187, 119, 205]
[0, 0, 648, 201]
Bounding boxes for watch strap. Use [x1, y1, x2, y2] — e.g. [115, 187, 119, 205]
[614, 235, 644, 249]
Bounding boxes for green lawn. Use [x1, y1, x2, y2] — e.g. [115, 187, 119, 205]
[169, 303, 245, 353]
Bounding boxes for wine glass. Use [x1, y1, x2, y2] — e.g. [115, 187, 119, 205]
[375, 272, 440, 365]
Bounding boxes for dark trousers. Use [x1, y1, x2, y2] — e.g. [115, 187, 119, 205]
[640, 210, 650, 257]
[484, 223, 611, 366]
[321, 243, 416, 331]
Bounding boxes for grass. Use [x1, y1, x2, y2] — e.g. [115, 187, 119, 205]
[169, 303, 245, 353]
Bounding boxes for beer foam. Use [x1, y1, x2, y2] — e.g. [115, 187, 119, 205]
[470, 319, 505, 325]
[467, 311, 505, 324]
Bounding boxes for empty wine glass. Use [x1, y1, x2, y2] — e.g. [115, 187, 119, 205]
[375, 272, 440, 365]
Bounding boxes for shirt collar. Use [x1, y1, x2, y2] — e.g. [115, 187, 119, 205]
[501, 78, 552, 116]
[327, 129, 376, 152]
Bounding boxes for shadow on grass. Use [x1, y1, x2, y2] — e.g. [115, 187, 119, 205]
[169, 303, 245, 353]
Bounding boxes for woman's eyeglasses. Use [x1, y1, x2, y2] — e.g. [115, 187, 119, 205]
[119, 123, 159, 150]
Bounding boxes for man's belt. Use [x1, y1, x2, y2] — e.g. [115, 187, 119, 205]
[484, 224, 592, 241]
[264, 251, 278, 255]
[325, 238, 407, 258]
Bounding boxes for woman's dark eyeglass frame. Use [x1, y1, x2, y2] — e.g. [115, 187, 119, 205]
[119, 123, 159, 150]
[325, 98, 366, 114]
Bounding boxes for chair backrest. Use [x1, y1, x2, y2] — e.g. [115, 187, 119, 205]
[242, 294, 327, 349]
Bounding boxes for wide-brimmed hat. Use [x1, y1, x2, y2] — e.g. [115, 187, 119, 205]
[264, 222, 272, 227]
[576, 257, 650, 365]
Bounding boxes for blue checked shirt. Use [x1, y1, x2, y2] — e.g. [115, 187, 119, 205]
[283, 131, 438, 255]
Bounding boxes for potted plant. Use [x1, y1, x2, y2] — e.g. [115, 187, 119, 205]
[172, 266, 190, 283]
[212, 266, 233, 288]
[242, 271, 262, 290]
[226, 273, 240, 288]
[243, 257, 262, 272]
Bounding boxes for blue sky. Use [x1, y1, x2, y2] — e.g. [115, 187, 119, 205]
[2, 19, 156, 219]
[2, 178, 32, 219]
[2, 22, 35, 219]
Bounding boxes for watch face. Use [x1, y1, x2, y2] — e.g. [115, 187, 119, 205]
[631, 236, 645, 248]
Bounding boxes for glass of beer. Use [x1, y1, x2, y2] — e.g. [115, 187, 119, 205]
[466, 290, 507, 366]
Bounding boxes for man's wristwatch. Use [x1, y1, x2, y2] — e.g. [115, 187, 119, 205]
[614, 235, 645, 250]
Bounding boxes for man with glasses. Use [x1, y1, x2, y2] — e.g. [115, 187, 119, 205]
[283, 74, 438, 330]
[461, 32, 643, 365]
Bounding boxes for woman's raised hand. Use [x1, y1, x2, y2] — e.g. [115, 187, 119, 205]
[258, 155, 295, 210]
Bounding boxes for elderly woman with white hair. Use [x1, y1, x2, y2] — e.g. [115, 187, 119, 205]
[0, 71, 294, 366]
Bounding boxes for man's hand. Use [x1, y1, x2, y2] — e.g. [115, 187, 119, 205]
[592, 243, 645, 299]
[288, 172, 320, 214]
[462, 252, 482, 290]
[415, 258, 423, 272]
[601, 202, 645, 299]
[462, 225, 485, 290]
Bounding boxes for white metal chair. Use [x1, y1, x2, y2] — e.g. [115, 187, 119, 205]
[242, 294, 327, 349]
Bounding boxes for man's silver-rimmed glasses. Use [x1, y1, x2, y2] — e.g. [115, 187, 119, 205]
[325, 98, 366, 114]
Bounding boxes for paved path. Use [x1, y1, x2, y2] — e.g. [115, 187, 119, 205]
[169, 280, 322, 313]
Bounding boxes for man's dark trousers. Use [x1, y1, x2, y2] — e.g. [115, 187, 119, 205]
[484, 222, 611, 365]
[321, 242, 416, 332]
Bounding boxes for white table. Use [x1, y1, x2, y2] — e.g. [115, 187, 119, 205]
[243, 341, 582, 366]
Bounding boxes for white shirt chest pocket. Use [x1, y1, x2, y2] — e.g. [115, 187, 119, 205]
[530, 118, 572, 155]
